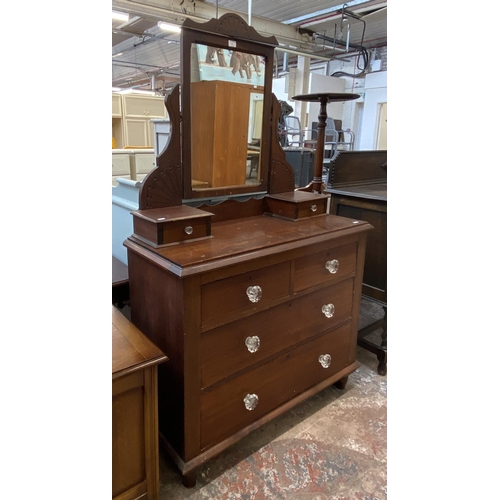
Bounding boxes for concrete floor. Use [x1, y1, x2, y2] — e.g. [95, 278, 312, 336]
[158, 338, 387, 500]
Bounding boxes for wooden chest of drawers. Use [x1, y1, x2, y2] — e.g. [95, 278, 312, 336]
[125, 212, 371, 486]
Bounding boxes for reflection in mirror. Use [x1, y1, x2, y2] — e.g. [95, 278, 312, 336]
[190, 42, 265, 190]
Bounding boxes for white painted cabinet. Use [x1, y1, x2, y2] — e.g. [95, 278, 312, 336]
[112, 93, 167, 148]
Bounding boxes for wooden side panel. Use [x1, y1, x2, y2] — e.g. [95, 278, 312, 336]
[143, 368, 160, 500]
[127, 251, 196, 461]
[348, 232, 368, 363]
[336, 202, 387, 303]
[182, 275, 203, 461]
[112, 371, 146, 499]
[133, 217, 159, 246]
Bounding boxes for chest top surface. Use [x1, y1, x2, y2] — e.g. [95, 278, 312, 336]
[127, 213, 371, 276]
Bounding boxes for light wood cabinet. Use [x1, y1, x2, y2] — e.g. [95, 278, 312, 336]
[123, 119, 151, 148]
[122, 94, 166, 117]
[112, 93, 167, 149]
[190, 81, 262, 187]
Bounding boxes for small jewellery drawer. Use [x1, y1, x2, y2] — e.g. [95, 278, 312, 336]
[265, 192, 329, 220]
[131, 205, 213, 247]
[201, 278, 354, 388]
[294, 242, 357, 292]
[201, 261, 291, 330]
[200, 323, 351, 450]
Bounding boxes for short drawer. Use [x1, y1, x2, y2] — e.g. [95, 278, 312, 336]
[201, 261, 291, 330]
[293, 242, 357, 292]
[201, 278, 354, 388]
[265, 192, 328, 220]
[200, 323, 351, 450]
[112, 154, 131, 176]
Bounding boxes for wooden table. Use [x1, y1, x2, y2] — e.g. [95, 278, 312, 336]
[291, 92, 360, 193]
[112, 306, 168, 500]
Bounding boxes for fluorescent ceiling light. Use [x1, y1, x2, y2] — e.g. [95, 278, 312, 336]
[112, 52, 123, 58]
[112, 10, 129, 22]
[119, 89, 157, 95]
[157, 21, 181, 33]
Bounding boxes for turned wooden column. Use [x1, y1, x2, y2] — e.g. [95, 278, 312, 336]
[291, 92, 360, 193]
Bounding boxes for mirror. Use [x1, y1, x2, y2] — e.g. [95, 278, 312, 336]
[190, 43, 265, 190]
[180, 15, 278, 200]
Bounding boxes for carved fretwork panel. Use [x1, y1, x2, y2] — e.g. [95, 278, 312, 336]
[269, 158, 295, 194]
[139, 85, 182, 209]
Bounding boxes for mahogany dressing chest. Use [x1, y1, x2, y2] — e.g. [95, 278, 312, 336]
[123, 14, 372, 486]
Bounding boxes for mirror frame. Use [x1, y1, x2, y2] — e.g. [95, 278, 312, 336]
[180, 14, 278, 200]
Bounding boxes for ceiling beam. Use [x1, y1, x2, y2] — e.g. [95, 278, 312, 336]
[112, 0, 314, 48]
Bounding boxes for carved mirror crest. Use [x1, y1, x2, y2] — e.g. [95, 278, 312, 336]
[139, 14, 279, 209]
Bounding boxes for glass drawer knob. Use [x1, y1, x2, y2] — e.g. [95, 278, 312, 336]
[184, 225, 193, 235]
[325, 259, 339, 274]
[246, 285, 262, 303]
[318, 354, 331, 368]
[245, 336, 261, 353]
[244, 393, 259, 411]
[322, 303, 335, 318]
[310, 204, 318, 212]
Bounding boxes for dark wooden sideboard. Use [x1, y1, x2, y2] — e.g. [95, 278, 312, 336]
[112, 306, 168, 500]
[325, 150, 387, 375]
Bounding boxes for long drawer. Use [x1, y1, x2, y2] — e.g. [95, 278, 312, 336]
[201, 261, 291, 330]
[201, 278, 354, 388]
[293, 242, 357, 292]
[200, 323, 351, 450]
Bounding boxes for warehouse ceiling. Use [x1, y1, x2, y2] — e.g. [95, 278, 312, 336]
[112, 0, 387, 92]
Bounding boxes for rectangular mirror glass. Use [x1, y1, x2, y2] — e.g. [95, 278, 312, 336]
[190, 43, 265, 190]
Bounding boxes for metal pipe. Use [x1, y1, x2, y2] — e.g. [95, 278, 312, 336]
[248, 0, 252, 26]
[313, 33, 365, 52]
[275, 46, 331, 62]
